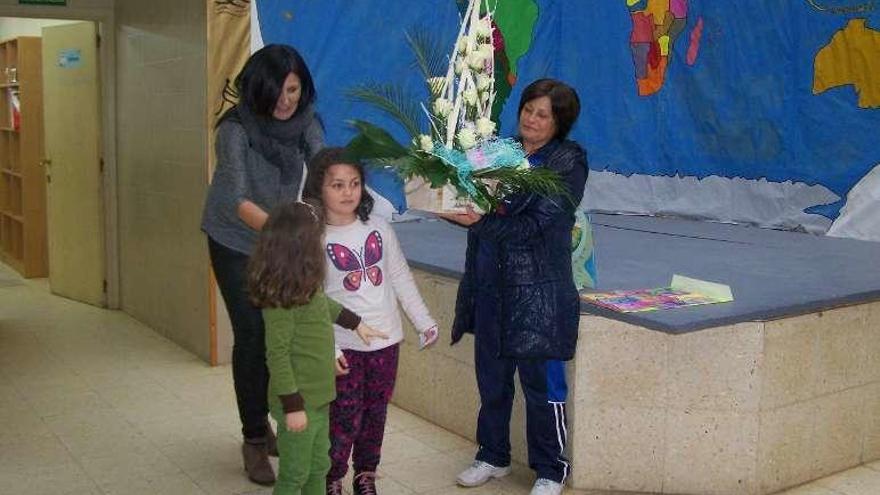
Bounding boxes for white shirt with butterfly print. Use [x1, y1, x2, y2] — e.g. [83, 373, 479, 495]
[324, 217, 437, 353]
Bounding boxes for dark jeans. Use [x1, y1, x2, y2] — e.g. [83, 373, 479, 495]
[208, 237, 269, 441]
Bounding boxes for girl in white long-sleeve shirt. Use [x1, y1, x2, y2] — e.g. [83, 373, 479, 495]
[304, 148, 438, 495]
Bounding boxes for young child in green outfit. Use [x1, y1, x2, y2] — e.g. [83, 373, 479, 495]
[248, 201, 387, 495]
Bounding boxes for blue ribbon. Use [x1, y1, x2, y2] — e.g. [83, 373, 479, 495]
[429, 138, 527, 199]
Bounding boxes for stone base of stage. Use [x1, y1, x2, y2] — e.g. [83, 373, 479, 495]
[394, 269, 880, 495]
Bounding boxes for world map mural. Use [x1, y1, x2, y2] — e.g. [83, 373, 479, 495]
[252, 0, 880, 237]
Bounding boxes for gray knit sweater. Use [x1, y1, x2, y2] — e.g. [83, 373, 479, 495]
[201, 119, 324, 255]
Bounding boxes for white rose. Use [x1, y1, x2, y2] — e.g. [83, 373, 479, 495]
[478, 43, 494, 62]
[476, 117, 496, 138]
[427, 77, 447, 97]
[457, 128, 477, 150]
[476, 18, 492, 39]
[476, 74, 491, 91]
[432, 98, 453, 117]
[466, 52, 485, 71]
[457, 37, 468, 54]
[417, 134, 434, 152]
[463, 88, 478, 106]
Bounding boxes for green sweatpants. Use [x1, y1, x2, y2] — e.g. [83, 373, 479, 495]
[270, 405, 330, 495]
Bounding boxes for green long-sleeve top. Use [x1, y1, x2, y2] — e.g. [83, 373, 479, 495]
[264, 290, 359, 413]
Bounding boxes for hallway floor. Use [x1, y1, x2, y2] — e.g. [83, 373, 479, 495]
[1, 263, 879, 495]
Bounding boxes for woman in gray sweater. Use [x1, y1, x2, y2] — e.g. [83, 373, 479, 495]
[201, 44, 323, 486]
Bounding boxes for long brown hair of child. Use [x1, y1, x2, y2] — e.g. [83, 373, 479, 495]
[248, 200, 326, 308]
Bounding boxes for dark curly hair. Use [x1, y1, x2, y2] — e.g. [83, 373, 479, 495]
[303, 147, 374, 222]
[248, 201, 326, 308]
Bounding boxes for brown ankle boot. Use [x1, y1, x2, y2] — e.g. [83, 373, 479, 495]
[266, 423, 278, 457]
[242, 440, 275, 486]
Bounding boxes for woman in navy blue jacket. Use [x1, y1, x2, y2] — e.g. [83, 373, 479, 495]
[441, 79, 587, 495]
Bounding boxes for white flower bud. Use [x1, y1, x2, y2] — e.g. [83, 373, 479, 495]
[476, 117, 496, 138]
[457, 127, 477, 150]
[417, 134, 434, 152]
[463, 88, 478, 106]
[476, 74, 491, 91]
[466, 52, 485, 71]
[476, 18, 492, 39]
[455, 59, 465, 75]
[432, 98, 453, 117]
[457, 37, 468, 54]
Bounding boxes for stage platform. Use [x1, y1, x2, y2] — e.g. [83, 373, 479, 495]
[390, 213, 880, 494]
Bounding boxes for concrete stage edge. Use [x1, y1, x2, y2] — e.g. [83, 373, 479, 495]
[390, 214, 880, 494]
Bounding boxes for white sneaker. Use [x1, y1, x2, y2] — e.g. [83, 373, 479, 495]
[455, 460, 512, 487]
[529, 478, 563, 495]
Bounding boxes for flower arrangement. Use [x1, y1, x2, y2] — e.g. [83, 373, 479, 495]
[345, 0, 566, 213]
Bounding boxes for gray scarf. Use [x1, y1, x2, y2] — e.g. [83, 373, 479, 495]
[224, 103, 315, 185]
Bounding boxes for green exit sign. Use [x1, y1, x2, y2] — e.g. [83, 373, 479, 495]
[19, 0, 67, 5]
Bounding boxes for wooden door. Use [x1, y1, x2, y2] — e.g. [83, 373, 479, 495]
[41, 21, 104, 306]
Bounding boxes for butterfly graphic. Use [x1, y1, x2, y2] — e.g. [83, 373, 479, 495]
[326, 230, 384, 291]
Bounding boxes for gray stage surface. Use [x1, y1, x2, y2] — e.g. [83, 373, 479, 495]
[393, 213, 880, 334]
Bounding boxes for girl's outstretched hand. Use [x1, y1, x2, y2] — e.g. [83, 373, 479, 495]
[286, 411, 307, 432]
[335, 354, 350, 376]
[419, 325, 439, 350]
[355, 322, 389, 345]
[437, 206, 483, 227]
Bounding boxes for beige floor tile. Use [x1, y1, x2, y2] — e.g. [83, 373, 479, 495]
[380, 453, 466, 493]
[160, 434, 243, 473]
[0, 463, 102, 494]
[0, 434, 78, 474]
[406, 422, 474, 453]
[379, 429, 442, 465]
[386, 404, 435, 433]
[57, 427, 158, 459]
[814, 466, 880, 495]
[0, 409, 54, 445]
[188, 462, 272, 495]
[27, 389, 114, 419]
[78, 447, 184, 486]
[99, 472, 207, 495]
[776, 482, 841, 494]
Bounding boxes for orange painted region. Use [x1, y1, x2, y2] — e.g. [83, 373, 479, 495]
[813, 18, 880, 108]
[645, 0, 671, 25]
[638, 56, 668, 96]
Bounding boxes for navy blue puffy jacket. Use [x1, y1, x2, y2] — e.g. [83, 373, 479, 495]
[452, 139, 588, 360]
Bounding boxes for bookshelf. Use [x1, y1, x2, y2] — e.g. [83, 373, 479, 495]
[0, 37, 46, 277]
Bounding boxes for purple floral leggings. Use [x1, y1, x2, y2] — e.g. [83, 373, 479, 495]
[327, 344, 399, 482]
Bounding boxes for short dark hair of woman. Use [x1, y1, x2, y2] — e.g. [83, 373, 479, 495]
[248, 200, 326, 308]
[303, 147, 375, 222]
[234, 44, 316, 118]
[517, 78, 581, 141]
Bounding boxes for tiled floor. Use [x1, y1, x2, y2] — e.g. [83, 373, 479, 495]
[2, 262, 880, 495]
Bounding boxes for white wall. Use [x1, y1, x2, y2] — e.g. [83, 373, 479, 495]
[0, 17, 78, 39]
[116, 0, 211, 361]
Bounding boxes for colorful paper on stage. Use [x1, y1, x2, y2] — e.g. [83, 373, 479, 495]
[580, 275, 733, 313]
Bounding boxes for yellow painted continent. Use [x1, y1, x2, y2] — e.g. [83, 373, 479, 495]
[813, 18, 880, 108]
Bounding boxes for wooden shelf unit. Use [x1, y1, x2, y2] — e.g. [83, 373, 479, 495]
[0, 37, 46, 277]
